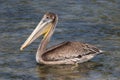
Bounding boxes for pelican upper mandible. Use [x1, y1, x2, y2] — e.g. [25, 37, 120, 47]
[20, 12, 103, 64]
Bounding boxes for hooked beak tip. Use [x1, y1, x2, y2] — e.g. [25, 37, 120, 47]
[20, 46, 24, 51]
[20, 47, 23, 51]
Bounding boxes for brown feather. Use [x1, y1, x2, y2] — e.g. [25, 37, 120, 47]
[42, 41, 101, 61]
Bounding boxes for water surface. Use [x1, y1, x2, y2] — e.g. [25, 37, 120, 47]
[0, 0, 120, 80]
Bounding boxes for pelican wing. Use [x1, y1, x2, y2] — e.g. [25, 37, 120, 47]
[42, 41, 101, 61]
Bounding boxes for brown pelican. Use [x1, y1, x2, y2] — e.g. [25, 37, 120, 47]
[20, 12, 102, 65]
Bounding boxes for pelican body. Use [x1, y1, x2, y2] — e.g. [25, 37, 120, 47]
[20, 12, 102, 64]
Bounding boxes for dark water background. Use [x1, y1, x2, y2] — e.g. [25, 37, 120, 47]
[0, 0, 120, 80]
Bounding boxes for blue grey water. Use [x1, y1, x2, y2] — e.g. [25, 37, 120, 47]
[0, 0, 120, 80]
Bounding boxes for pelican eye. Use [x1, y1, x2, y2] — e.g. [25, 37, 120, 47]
[46, 16, 49, 19]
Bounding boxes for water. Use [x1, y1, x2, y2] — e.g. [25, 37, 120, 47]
[0, 0, 120, 80]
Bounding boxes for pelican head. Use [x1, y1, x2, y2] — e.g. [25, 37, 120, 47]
[20, 12, 58, 50]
